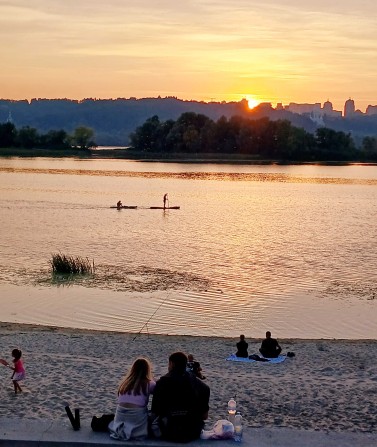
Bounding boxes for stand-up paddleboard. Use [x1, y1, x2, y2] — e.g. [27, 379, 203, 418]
[110, 205, 180, 210]
[149, 206, 180, 209]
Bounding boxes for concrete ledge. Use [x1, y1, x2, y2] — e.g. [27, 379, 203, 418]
[0, 418, 376, 447]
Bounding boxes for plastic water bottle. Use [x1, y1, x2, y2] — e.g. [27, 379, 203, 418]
[228, 398, 236, 425]
[228, 398, 236, 413]
[234, 412, 243, 442]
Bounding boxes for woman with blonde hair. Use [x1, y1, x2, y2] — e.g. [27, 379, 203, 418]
[109, 357, 156, 440]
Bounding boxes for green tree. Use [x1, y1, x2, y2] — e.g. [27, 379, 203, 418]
[315, 128, 355, 160]
[16, 126, 40, 148]
[40, 129, 69, 149]
[362, 136, 377, 160]
[0, 122, 17, 147]
[129, 116, 161, 152]
[72, 126, 95, 150]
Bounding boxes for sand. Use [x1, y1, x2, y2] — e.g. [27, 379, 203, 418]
[0, 322, 376, 433]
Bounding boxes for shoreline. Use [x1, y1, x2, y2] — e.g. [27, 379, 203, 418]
[2, 149, 377, 165]
[1, 322, 376, 433]
[1, 320, 377, 342]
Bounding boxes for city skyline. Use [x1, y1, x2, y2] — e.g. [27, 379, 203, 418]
[1, 1, 376, 111]
[3, 96, 376, 115]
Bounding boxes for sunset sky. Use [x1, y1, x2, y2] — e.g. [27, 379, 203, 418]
[1, 0, 376, 111]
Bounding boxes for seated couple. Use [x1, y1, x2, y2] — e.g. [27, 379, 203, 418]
[236, 331, 282, 359]
[109, 352, 210, 443]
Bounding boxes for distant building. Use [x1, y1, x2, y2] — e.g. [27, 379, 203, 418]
[344, 98, 355, 117]
[323, 100, 333, 113]
[286, 102, 321, 114]
[322, 100, 342, 118]
[366, 105, 377, 116]
[256, 102, 273, 111]
[280, 101, 341, 122]
[309, 110, 324, 126]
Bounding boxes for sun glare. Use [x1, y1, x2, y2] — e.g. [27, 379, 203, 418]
[247, 97, 260, 109]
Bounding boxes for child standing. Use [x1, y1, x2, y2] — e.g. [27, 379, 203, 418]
[9, 348, 25, 394]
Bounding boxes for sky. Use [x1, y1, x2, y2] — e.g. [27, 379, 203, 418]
[1, 0, 376, 112]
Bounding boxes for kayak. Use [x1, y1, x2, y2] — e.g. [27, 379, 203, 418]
[110, 205, 138, 209]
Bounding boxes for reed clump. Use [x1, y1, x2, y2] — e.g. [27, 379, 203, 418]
[50, 253, 94, 275]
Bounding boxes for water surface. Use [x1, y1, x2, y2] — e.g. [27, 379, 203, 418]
[1, 158, 376, 339]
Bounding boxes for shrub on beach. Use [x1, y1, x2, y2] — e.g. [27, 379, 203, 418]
[50, 253, 94, 275]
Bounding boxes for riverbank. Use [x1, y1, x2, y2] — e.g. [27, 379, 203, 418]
[0, 322, 376, 433]
[1, 147, 377, 165]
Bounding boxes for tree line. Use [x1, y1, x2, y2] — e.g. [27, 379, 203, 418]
[130, 113, 377, 161]
[2, 97, 377, 147]
[0, 122, 96, 150]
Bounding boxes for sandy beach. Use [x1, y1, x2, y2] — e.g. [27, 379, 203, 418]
[0, 322, 376, 433]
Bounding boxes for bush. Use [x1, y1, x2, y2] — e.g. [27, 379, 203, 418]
[50, 253, 94, 275]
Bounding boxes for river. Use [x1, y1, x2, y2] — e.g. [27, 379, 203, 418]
[1, 157, 376, 339]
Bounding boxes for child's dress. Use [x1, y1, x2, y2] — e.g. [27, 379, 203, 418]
[13, 359, 25, 381]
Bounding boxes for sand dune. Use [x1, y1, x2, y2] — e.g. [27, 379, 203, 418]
[0, 322, 376, 433]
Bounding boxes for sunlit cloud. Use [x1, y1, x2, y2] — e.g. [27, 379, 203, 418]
[0, 0, 376, 109]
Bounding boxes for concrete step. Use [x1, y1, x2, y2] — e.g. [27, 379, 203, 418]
[0, 418, 376, 447]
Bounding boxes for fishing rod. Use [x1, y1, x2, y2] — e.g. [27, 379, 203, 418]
[132, 292, 171, 341]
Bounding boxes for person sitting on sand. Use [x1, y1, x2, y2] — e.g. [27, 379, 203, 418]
[108, 357, 156, 441]
[259, 331, 282, 358]
[151, 351, 210, 443]
[186, 354, 206, 380]
[236, 334, 249, 358]
[117, 200, 122, 209]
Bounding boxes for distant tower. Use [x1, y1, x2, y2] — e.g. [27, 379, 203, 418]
[344, 98, 355, 117]
[6, 110, 13, 123]
[323, 100, 333, 114]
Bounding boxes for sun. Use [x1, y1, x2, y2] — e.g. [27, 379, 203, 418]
[247, 97, 260, 110]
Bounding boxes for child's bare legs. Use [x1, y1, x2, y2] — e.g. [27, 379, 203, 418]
[12, 380, 22, 394]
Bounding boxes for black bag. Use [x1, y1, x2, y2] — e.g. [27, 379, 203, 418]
[91, 413, 115, 432]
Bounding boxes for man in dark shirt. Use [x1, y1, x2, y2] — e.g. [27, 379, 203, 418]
[259, 331, 282, 358]
[151, 351, 210, 443]
[236, 334, 249, 358]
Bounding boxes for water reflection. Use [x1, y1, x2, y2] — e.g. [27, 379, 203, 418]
[1, 165, 377, 185]
[0, 159, 376, 338]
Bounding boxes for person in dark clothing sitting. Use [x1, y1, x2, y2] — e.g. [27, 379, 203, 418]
[187, 354, 206, 380]
[259, 331, 282, 358]
[236, 334, 249, 358]
[150, 352, 210, 443]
